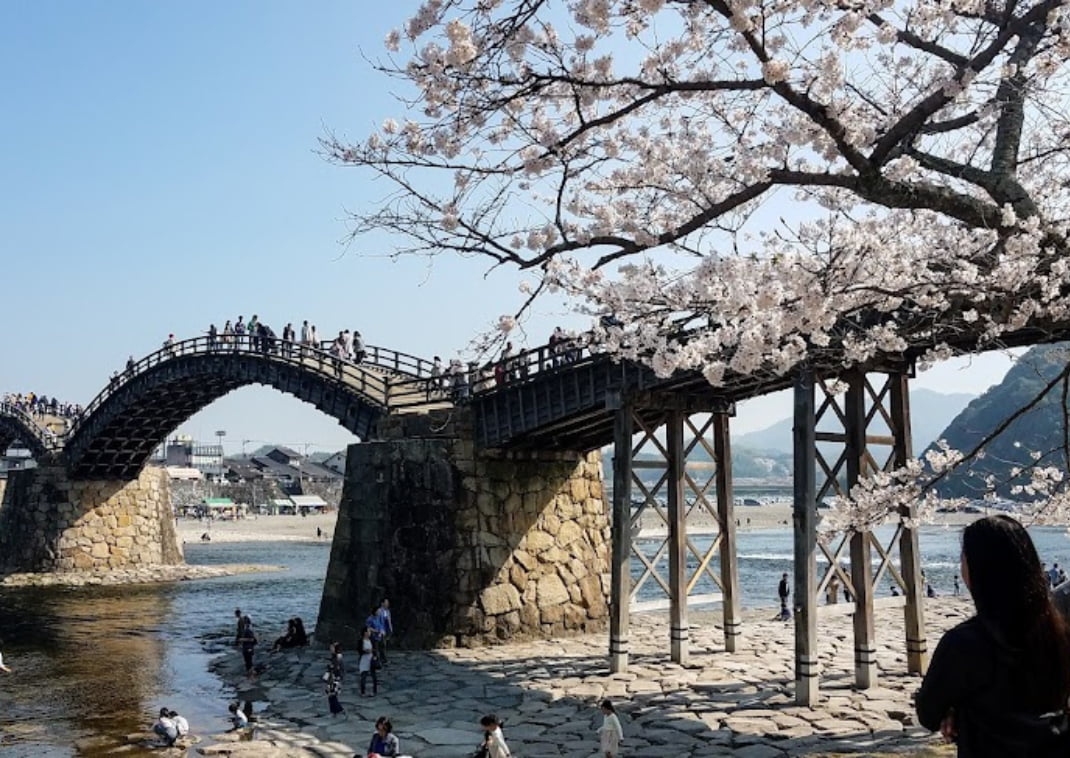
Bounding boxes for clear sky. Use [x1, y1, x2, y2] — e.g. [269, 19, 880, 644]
[0, 2, 1016, 455]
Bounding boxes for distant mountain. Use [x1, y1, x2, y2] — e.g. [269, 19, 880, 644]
[733, 388, 976, 455]
[928, 344, 1070, 500]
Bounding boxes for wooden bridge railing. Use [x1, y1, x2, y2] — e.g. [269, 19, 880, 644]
[64, 335, 434, 440]
[385, 339, 597, 409]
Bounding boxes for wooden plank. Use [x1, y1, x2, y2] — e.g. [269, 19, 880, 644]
[713, 412, 743, 653]
[846, 371, 877, 689]
[610, 403, 633, 673]
[892, 372, 928, 674]
[667, 410, 689, 665]
[793, 368, 819, 705]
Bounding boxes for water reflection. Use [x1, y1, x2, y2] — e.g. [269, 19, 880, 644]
[0, 541, 331, 757]
[0, 585, 170, 756]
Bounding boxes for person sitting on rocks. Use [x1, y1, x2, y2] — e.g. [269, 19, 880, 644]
[167, 710, 189, 742]
[272, 617, 309, 652]
[366, 716, 401, 757]
[152, 707, 178, 746]
[227, 702, 249, 732]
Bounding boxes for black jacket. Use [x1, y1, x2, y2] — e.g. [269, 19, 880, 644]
[916, 616, 1069, 757]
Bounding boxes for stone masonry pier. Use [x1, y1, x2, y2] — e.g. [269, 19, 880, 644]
[0, 464, 183, 573]
[316, 409, 610, 648]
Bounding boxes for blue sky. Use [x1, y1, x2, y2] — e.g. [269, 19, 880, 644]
[0, 2, 1015, 454]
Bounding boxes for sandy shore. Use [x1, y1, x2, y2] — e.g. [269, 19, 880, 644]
[638, 501, 979, 537]
[177, 512, 339, 545]
[177, 504, 978, 545]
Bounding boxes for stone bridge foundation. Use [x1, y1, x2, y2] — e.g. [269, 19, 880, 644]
[0, 465, 183, 573]
[316, 413, 610, 648]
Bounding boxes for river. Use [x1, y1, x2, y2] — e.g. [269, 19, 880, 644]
[0, 526, 1067, 756]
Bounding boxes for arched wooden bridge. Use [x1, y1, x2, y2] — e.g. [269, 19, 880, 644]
[1, 337, 447, 479]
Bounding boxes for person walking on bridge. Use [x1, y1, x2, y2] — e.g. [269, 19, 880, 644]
[282, 323, 294, 358]
[248, 315, 260, 352]
[234, 317, 246, 351]
[353, 330, 365, 364]
[300, 320, 311, 357]
[207, 323, 218, 351]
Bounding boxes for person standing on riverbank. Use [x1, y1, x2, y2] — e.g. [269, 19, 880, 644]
[329, 641, 344, 681]
[916, 515, 1070, 756]
[238, 616, 258, 677]
[597, 700, 623, 758]
[233, 608, 248, 646]
[325, 668, 345, 717]
[359, 627, 378, 697]
[777, 573, 791, 620]
[376, 598, 393, 664]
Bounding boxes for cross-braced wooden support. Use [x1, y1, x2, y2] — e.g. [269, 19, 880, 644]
[607, 400, 741, 671]
[793, 367, 927, 703]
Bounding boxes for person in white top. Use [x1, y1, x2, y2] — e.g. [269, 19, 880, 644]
[598, 699, 624, 757]
[479, 714, 511, 758]
[0, 650, 11, 673]
[168, 710, 189, 740]
[359, 626, 378, 697]
[228, 702, 249, 731]
[152, 707, 178, 746]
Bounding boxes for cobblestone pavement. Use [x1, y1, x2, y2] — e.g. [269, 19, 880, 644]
[197, 600, 968, 757]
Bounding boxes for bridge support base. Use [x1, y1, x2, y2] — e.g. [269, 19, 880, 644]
[0, 465, 182, 574]
[316, 423, 610, 649]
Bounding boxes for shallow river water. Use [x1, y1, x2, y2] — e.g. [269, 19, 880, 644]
[0, 526, 1067, 756]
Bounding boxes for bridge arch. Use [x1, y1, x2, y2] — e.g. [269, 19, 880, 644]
[63, 337, 436, 480]
[0, 401, 58, 461]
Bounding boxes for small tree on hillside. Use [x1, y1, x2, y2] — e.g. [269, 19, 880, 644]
[328, 1, 1070, 526]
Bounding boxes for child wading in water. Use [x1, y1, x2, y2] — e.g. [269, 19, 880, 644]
[598, 699, 624, 757]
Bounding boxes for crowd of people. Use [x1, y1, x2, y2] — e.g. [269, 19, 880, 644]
[1, 392, 82, 423]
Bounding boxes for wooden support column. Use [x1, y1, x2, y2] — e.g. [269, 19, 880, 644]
[667, 410, 689, 665]
[793, 369, 819, 705]
[609, 401, 633, 673]
[713, 411, 742, 652]
[891, 373, 928, 674]
[846, 372, 877, 689]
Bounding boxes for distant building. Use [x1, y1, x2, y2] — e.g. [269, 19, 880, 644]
[0, 445, 35, 476]
[321, 450, 347, 476]
[163, 435, 224, 480]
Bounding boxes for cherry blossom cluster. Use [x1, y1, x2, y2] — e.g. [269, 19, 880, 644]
[329, 1, 1070, 528]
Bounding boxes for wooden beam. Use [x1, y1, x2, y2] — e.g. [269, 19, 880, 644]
[793, 368, 819, 705]
[609, 403, 633, 673]
[667, 410, 689, 665]
[846, 371, 877, 690]
[891, 372, 928, 674]
[713, 412, 742, 653]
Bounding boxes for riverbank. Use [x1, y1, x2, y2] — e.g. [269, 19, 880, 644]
[637, 501, 980, 536]
[177, 513, 338, 544]
[192, 600, 967, 757]
[0, 562, 280, 587]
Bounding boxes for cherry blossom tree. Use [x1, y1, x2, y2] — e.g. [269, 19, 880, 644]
[328, 0, 1070, 526]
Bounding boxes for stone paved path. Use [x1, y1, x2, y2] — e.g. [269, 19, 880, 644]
[202, 600, 968, 757]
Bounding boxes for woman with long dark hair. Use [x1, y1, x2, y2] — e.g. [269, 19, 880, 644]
[916, 515, 1070, 755]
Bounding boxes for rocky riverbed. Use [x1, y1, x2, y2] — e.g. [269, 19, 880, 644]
[179, 600, 965, 757]
[0, 563, 280, 587]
